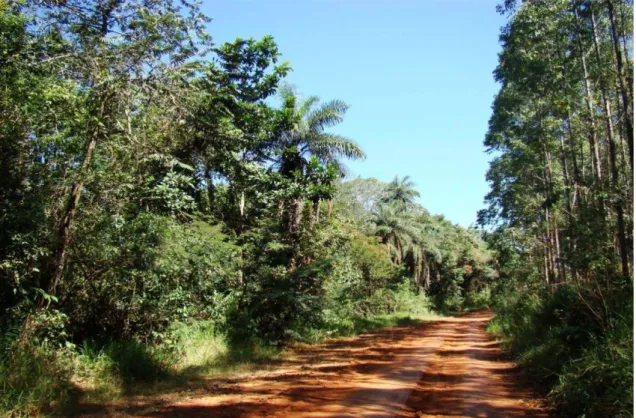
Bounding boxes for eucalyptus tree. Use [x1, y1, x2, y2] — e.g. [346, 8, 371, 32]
[481, 2, 633, 414]
[483, 0, 633, 287]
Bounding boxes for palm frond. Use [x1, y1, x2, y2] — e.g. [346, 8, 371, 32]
[307, 99, 349, 132]
[278, 82, 297, 102]
[308, 133, 366, 162]
[298, 95, 320, 118]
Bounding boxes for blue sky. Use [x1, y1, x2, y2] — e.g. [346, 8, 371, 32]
[202, 1, 507, 227]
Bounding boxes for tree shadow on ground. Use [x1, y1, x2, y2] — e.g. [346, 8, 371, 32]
[73, 311, 550, 418]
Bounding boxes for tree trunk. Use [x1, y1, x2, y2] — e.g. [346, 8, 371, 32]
[592, 9, 631, 282]
[291, 198, 303, 238]
[307, 201, 315, 232]
[606, 0, 634, 172]
[574, 4, 603, 183]
[239, 191, 245, 217]
[43, 97, 107, 303]
[425, 264, 431, 291]
[544, 232, 551, 287]
[314, 199, 321, 224]
[562, 120, 580, 282]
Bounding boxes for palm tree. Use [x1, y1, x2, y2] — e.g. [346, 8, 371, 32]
[372, 202, 422, 263]
[277, 85, 365, 237]
[414, 216, 444, 289]
[277, 85, 365, 176]
[382, 175, 421, 207]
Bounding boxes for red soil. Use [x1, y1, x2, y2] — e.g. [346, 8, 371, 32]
[78, 310, 549, 417]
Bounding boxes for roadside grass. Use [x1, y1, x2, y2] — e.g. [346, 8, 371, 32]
[486, 283, 633, 417]
[1, 307, 444, 417]
[0, 343, 77, 418]
[316, 310, 442, 342]
[71, 310, 441, 403]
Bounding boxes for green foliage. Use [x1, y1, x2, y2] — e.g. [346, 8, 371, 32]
[0, 1, 494, 414]
[488, 282, 633, 417]
[550, 323, 633, 418]
[0, 342, 74, 417]
[462, 286, 492, 310]
[0, 310, 78, 417]
[481, 1, 633, 415]
[63, 213, 238, 342]
[101, 342, 169, 385]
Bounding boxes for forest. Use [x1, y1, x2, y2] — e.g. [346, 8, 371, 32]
[0, 0, 632, 417]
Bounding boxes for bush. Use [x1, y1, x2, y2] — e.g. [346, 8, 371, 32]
[164, 320, 227, 373]
[463, 286, 491, 310]
[63, 214, 238, 343]
[488, 281, 633, 417]
[550, 324, 633, 417]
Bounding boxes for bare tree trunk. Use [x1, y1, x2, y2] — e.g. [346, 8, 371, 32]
[237, 249, 244, 286]
[544, 147, 564, 284]
[553, 219, 566, 284]
[425, 264, 431, 291]
[314, 199, 321, 224]
[607, 0, 634, 172]
[292, 198, 303, 237]
[574, 5, 603, 182]
[239, 191, 245, 217]
[307, 201, 315, 232]
[544, 233, 551, 287]
[562, 120, 580, 282]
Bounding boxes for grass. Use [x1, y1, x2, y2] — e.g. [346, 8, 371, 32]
[0, 301, 443, 416]
[486, 283, 633, 418]
[65, 311, 438, 406]
[0, 344, 77, 417]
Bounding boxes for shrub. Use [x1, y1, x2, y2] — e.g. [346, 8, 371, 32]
[488, 280, 633, 417]
[463, 286, 491, 310]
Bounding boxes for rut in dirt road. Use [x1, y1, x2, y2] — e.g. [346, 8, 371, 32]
[77, 311, 549, 418]
[398, 311, 549, 417]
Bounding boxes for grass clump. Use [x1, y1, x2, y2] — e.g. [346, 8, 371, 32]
[166, 320, 282, 376]
[0, 343, 75, 417]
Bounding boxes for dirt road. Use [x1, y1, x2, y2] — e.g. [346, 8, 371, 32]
[82, 310, 549, 417]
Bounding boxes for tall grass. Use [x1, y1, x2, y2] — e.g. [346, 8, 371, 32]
[0, 319, 286, 416]
[0, 344, 74, 417]
[487, 282, 633, 418]
[0, 282, 439, 416]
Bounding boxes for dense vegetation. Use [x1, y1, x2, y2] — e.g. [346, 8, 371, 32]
[480, 0, 633, 416]
[0, 1, 494, 415]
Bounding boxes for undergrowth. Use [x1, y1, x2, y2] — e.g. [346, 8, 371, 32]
[487, 281, 633, 418]
[0, 289, 439, 417]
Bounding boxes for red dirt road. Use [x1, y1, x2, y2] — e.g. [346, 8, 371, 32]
[80, 310, 549, 417]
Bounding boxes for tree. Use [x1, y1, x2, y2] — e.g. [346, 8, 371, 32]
[382, 175, 421, 208]
[275, 86, 365, 238]
[17, 0, 214, 303]
[372, 202, 421, 263]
